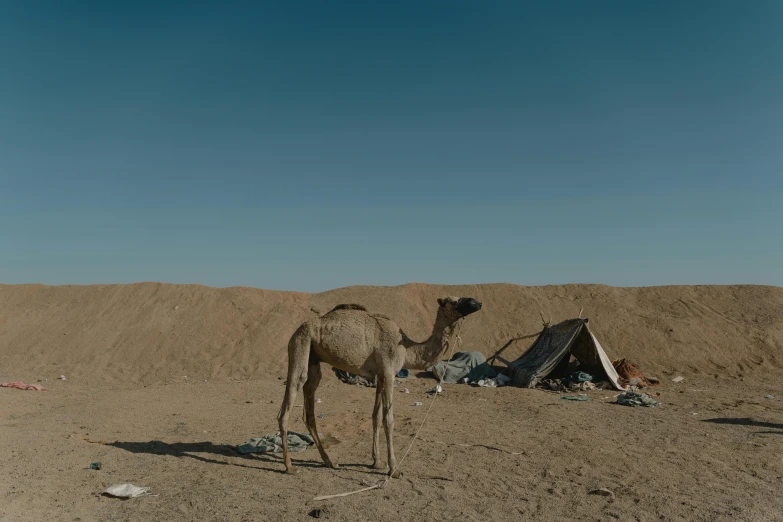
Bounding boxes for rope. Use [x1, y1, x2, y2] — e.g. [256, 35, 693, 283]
[379, 319, 462, 489]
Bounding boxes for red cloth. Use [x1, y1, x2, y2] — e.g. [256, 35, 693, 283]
[1, 381, 46, 391]
[611, 359, 659, 387]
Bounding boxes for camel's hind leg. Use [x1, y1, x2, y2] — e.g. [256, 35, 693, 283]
[371, 386, 383, 469]
[379, 371, 401, 478]
[278, 325, 311, 474]
[302, 361, 338, 469]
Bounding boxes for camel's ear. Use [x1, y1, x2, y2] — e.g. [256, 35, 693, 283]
[437, 298, 444, 307]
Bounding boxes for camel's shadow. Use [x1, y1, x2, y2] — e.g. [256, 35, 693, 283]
[108, 440, 378, 473]
[702, 417, 783, 435]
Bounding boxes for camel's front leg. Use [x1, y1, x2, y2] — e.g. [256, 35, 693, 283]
[380, 372, 401, 478]
[372, 386, 383, 469]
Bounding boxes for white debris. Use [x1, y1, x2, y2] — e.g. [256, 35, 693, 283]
[315, 398, 322, 404]
[101, 484, 150, 499]
[672, 376, 685, 383]
[589, 488, 615, 500]
[427, 385, 443, 394]
[476, 374, 511, 388]
[413, 402, 423, 407]
[57, 375, 66, 381]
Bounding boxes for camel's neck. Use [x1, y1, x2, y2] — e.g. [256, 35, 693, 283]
[403, 309, 460, 370]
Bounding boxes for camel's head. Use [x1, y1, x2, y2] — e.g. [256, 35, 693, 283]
[437, 296, 482, 320]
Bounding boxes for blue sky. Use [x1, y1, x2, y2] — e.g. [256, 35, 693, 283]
[1, 1, 781, 291]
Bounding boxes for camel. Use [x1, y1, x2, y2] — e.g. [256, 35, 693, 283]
[277, 296, 482, 476]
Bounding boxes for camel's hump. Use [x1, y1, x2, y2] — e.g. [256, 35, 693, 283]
[327, 303, 368, 313]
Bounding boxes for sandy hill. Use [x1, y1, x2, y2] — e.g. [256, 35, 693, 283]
[1, 283, 782, 385]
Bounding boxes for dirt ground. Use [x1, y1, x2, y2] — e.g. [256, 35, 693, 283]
[2, 282, 782, 520]
[1, 374, 781, 522]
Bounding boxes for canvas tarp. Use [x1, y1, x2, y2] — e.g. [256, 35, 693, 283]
[507, 318, 625, 390]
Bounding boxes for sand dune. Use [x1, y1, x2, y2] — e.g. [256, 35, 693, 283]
[2, 283, 782, 385]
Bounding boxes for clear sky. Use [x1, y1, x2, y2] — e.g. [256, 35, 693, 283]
[1, 1, 781, 292]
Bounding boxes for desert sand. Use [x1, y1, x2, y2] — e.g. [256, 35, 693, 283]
[1, 283, 782, 521]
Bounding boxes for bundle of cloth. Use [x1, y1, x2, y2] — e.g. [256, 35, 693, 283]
[428, 351, 506, 386]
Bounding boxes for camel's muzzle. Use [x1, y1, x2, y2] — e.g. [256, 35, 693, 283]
[456, 298, 482, 316]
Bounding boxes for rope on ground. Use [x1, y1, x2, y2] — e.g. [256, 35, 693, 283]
[378, 319, 462, 490]
[417, 437, 527, 456]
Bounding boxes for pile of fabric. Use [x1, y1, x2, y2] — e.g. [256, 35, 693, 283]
[430, 351, 498, 384]
[611, 359, 660, 388]
[616, 390, 659, 407]
[237, 431, 314, 454]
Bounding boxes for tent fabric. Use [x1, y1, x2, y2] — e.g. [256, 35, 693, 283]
[507, 318, 625, 391]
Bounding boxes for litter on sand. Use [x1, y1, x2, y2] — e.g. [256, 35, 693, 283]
[589, 488, 615, 499]
[616, 390, 659, 407]
[671, 376, 685, 383]
[101, 484, 150, 499]
[1, 381, 46, 391]
[90, 462, 102, 470]
[475, 373, 511, 388]
[413, 402, 423, 407]
[561, 395, 592, 401]
[236, 431, 314, 454]
[764, 395, 775, 400]
[427, 384, 443, 394]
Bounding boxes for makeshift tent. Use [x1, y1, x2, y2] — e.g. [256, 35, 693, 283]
[507, 318, 625, 390]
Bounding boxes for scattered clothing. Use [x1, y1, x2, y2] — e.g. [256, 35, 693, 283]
[616, 390, 659, 407]
[612, 359, 660, 388]
[561, 395, 591, 401]
[237, 431, 314, 455]
[539, 375, 598, 392]
[542, 378, 568, 392]
[429, 351, 495, 384]
[1, 381, 46, 391]
[101, 484, 150, 499]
